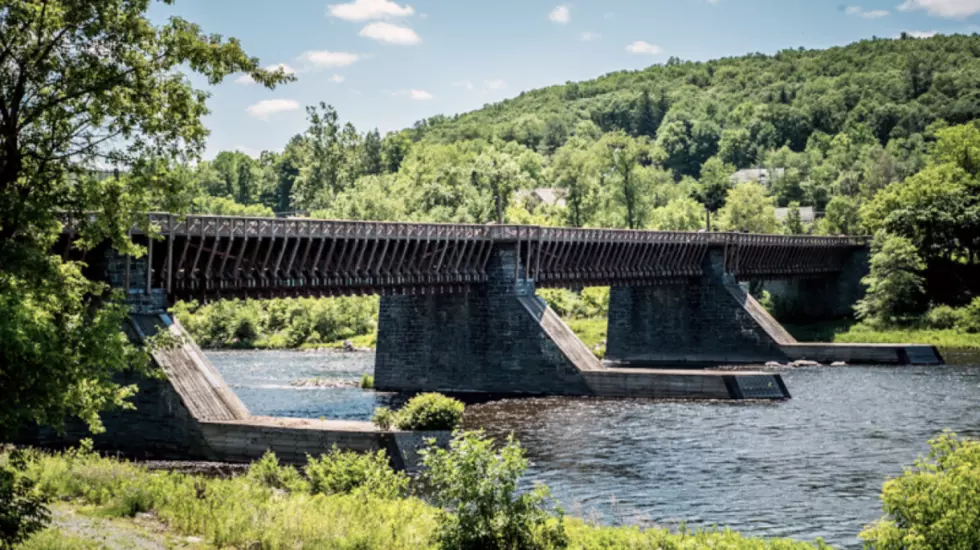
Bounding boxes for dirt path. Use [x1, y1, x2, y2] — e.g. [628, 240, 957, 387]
[44, 504, 209, 550]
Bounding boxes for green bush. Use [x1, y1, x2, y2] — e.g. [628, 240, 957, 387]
[371, 406, 397, 431]
[959, 297, 980, 333]
[247, 451, 308, 493]
[0, 450, 49, 549]
[395, 393, 465, 431]
[421, 430, 568, 550]
[924, 304, 964, 330]
[360, 374, 375, 389]
[538, 288, 609, 320]
[860, 432, 980, 549]
[304, 449, 408, 500]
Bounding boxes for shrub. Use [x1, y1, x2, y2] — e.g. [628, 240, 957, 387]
[372, 406, 396, 431]
[395, 393, 465, 431]
[924, 304, 964, 330]
[0, 451, 49, 549]
[860, 432, 980, 549]
[855, 232, 927, 326]
[246, 451, 308, 493]
[420, 430, 567, 550]
[304, 449, 408, 500]
[360, 374, 374, 389]
[959, 297, 980, 333]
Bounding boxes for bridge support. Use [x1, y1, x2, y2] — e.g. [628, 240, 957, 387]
[760, 248, 870, 321]
[606, 248, 790, 366]
[375, 244, 594, 395]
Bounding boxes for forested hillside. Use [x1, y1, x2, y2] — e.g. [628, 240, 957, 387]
[160, 33, 980, 334]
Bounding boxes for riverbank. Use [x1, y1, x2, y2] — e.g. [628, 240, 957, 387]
[12, 447, 830, 550]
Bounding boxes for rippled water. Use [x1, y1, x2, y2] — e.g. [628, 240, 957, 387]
[208, 350, 980, 548]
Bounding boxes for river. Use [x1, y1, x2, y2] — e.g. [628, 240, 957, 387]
[209, 349, 980, 548]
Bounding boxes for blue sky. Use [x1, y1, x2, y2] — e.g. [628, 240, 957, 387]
[149, 0, 980, 159]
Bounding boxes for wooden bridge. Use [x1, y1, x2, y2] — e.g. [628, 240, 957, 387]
[62, 213, 867, 300]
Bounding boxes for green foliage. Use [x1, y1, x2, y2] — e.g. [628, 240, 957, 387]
[855, 233, 927, 325]
[861, 432, 980, 549]
[360, 374, 375, 389]
[172, 296, 378, 349]
[246, 451, 309, 493]
[0, 451, 49, 549]
[22, 446, 436, 549]
[305, 449, 409, 500]
[395, 394, 466, 432]
[784, 202, 805, 235]
[190, 195, 276, 217]
[538, 288, 609, 320]
[717, 182, 780, 233]
[421, 431, 568, 550]
[834, 326, 980, 349]
[923, 305, 964, 330]
[371, 407, 397, 431]
[818, 195, 861, 235]
[649, 197, 705, 231]
[959, 297, 980, 333]
[0, 0, 287, 437]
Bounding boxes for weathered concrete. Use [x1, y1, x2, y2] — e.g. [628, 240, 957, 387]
[605, 249, 789, 366]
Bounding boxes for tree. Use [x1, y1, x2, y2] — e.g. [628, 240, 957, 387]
[0, 0, 289, 436]
[784, 201, 805, 234]
[632, 90, 658, 138]
[293, 102, 342, 210]
[551, 140, 599, 227]
[650, 197, 704, 231]
[819, 195, 861, 235]
[694, 156, 735, 231]
[855, 233, 927, 325]
[597, 132, 651, 229]
[716, 182, 780, 233]
[473, 147, 528, 224]
[361, 129, 383, 176]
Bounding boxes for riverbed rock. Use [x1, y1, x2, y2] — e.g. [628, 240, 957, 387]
[791, 359, 820, 367]
[765, 361, 783, 367]
[343, 340, 355, 352]
[831, 361, 847, 366]
[290, 378, 358, 389]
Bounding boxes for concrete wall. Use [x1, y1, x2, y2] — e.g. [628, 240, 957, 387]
[375, 244, 592, 395]
[606, 248, 787, 365]
[762, 247, 870, 322]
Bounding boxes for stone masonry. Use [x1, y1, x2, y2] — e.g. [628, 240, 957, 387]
[761, 247, 870, 322]
[374, 244, 592, 395]
[606, 248, 788, 365]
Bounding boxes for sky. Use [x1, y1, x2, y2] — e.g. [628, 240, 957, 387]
[148, 0, 980, 159]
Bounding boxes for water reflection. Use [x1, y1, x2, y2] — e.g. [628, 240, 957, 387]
[208, 350, 980, 548]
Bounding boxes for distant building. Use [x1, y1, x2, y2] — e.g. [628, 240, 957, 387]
[774, 206, 817, 224]
[731, 168, 785, 187]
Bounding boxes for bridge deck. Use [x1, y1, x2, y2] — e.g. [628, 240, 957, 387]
[63, 213, 867, 299]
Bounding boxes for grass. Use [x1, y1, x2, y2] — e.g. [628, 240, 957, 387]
[833, 327, 980, 349]
[10, 448, 831, 550]
[567, 317, 607, 358]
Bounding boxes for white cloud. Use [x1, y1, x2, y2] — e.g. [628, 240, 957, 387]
[359, 21, 422, 44]
[484, 79, 507, 90]
[331, 74, 346, 83]
[452, 80, 475, 90]
[902, 29, 939, 37]
[298, 50, 361, 68]
[626, 40, 664, 55]
[581, 31, 600, 41]
[235, 64, 296, 85]
[845, 5, 890, 17]
[246, 99, 300, 120]
[396, 89, 433, 100]
[549, 5, 571, 23]
[327, 0, 414, 21]
[898, 0, 980, 18]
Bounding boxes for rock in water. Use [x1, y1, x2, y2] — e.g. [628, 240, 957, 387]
[831, 361, 847, 366]
[791, 359, 820, 367]
[343, 340, 355, 352]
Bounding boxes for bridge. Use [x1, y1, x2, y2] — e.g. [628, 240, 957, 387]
[33, 212, 943, 465]
[64, 213, 868, 299]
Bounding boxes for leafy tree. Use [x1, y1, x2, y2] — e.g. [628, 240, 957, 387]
[0, 0, 288, 436]
[649, 197, 704, 231]
[819, 195, 861, 235]
[784, 201, 805, 235]
[361, 129, 384, 176]
[551, 140, 599, 227]
[421, 431, 568, 550]
[717, 182, 780, 234]
[632, 90, 658, 138]
[473, 146, 529, 224]
[597, 132, 651, 229]
[694, 156, 735, 231]
[855, 233, 927, 325]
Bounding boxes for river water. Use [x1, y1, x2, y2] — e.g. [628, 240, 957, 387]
[209, 350, 980, 548]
